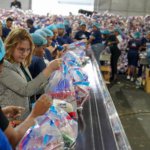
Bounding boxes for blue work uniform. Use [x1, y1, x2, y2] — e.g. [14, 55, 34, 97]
[65, 26, 72, 37]
[0, 128, 12, 150]
[51, 41, 55, 47]
[44, 49, 53, 61]
[29, 55, 47, 100]
[51, 37, 66, 47]
[29, 26, 37, 34]
[139, 37, 150, 76]
[10, 1, 21, 8]
[2, 27, 11, 38]
[91, 30, 102, 45]
[74, 30, 91, 40]
[28, 55, 46, 79]
[0, 106, 12, 150]
[128, 39, 141, 67]
[59, 35, 73, 44]
[141, 37, 150, 51]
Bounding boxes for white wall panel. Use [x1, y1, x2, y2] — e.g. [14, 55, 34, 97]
[128, 0, 146, 12]
[110, 11, 127, 17]
[94, 0, 150, 16]
[145, 0, 150, 13]
[96, 0, 111, 10]
[111, 0, 127, 11]
[0, 0, 30, 10]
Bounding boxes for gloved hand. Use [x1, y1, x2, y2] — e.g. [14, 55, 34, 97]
[57, 46, 64, 51]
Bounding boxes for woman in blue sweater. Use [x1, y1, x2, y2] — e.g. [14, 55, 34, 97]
[35, 29, 54, 65]
[28, 33, 47, 79]
[46, 24, 66, 47]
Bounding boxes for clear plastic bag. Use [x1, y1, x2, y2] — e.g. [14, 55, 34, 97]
[61, 51, 82, 67]
[74, 84, 90, 107]
[16, 116, 64, 150]
[67, 40, 86, 50]
[45, 63, 77, 118]
[71, 48, 85, 59]
[53, 99, 73, 113]
[46, 106, 78, 149]
[63, 49, 90, 67]
[68, 66, 89, 83]
[68, 66, 90, 107]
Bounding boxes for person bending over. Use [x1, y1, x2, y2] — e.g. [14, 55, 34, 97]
[29, 33, 47, 79]
[42, 28, 56, 59]
[35, 29, 61, 65]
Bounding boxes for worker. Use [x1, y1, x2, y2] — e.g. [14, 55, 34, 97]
[86, 23, 102, 67]
[10, 0, 21, 9]
[35, 29, 52, 61]
[29, 33, 47, 79]
[102, 30, 120, 81]
[0, 37, 52, 149]
[74, 22, 90, 42]
[127, 31, 142, 81]
[27, 19, 37, 33]
[0, 28, 63, 120]
[57, 23, 73, 44]
[64, 20, 72, 38]
[113, 27, 123, 50]
[2, 18, 13, 41]
[138, 31, 150, 77]
[46, 24, 66, 47]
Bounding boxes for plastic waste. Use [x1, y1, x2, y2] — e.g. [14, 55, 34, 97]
[46, 106, 78, 149]
[16, 116, 64, 150]
[45, 63, 77, 118]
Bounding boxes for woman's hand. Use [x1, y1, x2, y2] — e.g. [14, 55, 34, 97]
[30, 94, 52, 118]
[42, 58, 63, 79]
[2, 106, 25, 118]
[47, 58, 63, 73]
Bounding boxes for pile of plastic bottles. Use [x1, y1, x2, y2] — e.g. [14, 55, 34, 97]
[1, 7, 150, 73]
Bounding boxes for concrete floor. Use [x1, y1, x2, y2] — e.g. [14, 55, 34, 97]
[107, 75, 150, 150]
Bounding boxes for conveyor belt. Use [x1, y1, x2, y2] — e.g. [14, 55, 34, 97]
[76, 52, 131, 150]
[75, 55, 118, 150]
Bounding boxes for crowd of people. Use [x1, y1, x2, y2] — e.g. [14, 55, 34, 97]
[0, 6, 150, 149]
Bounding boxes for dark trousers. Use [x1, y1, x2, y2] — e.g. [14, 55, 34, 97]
[111, 49, 121, 77]
[138, 64, 143, 77]
[138, 64, 149, 77]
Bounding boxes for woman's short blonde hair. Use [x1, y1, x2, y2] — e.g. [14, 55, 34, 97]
[4, 28, 34, 67]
